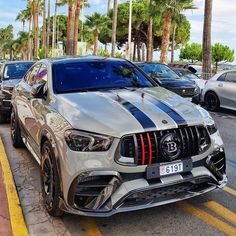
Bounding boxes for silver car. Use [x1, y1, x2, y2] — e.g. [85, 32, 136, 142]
[202, 70, 236, 111]
[11, 57, 227, 217]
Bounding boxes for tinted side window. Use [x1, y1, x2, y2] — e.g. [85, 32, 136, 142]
[225, 72, 236, 83]
[25, 64, 41, 86]
[217, 73, 226, 81]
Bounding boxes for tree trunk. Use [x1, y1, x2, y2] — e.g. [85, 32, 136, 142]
[141, 43, 145, 61]
[147, 0, 153, 62]
[111, 0, 118, 57]
[202, 0, 213, 80]
[73, 0, 81, 56]
[133, 40, 136, 61]
[107, 0, 112, 14]
[170, 23, 176, 63]
[28, 17, 32, 60]
[66, 0, 75, 55]
[46, 0, 50, 57]
[93, 30, 99, 55]
[42, 0, 47, 52]
[52, 0, 58, 54]
[137, 31, 141, 61]
[33, 0, 39, 58]
[160, 10, 172, 64]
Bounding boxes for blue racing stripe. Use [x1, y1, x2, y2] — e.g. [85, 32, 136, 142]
[120, 100, 156, 129]
[106, 91, 156, 130]
[143, 93, 187, 126]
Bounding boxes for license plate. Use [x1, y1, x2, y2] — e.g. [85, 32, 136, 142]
[159, 162, 183, 176]
[146, 159, 192, 180]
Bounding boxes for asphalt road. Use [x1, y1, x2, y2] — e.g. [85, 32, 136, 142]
[1, 108, 236, 236]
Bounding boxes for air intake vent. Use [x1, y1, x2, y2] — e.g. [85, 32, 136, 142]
[73, 175, 120, 210]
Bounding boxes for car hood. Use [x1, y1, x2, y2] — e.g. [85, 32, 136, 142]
[158, 78, 196, 88]
[52, 87, 208, 138]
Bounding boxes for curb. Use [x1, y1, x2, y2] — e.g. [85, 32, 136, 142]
[0, 137, 28, 236]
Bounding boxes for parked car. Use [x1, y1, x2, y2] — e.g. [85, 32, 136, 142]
[0, 61, 34, 122]
[202, 70, 236, 111]
[171, 68, 206, 90]
[11, 57, 226, 217]
[136, 62, 201, 103]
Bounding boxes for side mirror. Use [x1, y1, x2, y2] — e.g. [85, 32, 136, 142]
[31, 83, 46, 99]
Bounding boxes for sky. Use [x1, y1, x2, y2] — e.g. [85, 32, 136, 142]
[0, 0, 236, 62]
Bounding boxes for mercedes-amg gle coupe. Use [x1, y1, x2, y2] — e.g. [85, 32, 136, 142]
[11, 57, 227, 217]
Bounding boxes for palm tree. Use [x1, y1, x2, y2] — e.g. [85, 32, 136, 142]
[73, 0, 81, 55]
[46, 0, 50, 57]
[86, 12, 108, 55]
[159, 0, 195, 64]
[42, 0, 47, 51]
[147, 0, 153, 62]
[32, 0, 40, 58]
[202, 0, 212, 80]
[16, 10, 28, 31]
[111, 0, 118, 57]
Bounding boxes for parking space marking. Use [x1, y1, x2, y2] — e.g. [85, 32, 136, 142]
[82, 217, 102, 236]
[204, 201, 236, 225]
[0, 138, 28, 236]
[179, 202, 236, 236]
[224, 187, 236, 197]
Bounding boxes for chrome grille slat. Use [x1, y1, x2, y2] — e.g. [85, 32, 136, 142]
[120, 126, 211, 166]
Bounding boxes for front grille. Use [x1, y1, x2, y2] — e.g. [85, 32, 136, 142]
[119, 126, 211, 166]
[170, 88, 195, 97]
[118, 177, 213, 208]
[73, 175, 120, 211]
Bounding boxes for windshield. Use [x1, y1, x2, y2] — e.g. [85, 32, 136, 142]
[138, 64, 180, 80]
[175, 70, 200, 80]
[52, 60, 154, 93]
[3, 63, 33, 80]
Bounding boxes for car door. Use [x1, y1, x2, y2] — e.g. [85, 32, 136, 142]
[217, 71, 236, 109]
[16, 63, 41, 146]
[26, 63, 49, 155]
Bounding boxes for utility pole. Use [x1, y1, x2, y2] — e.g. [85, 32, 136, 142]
[127, 0, 132, 61]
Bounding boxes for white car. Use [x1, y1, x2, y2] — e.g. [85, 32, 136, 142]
[202, 70, 236, 111]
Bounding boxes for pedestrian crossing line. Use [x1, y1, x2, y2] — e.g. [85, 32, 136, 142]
[179, 202, 236, 236]
[224, 186, 236, 197]
[204, 201, 236, 225]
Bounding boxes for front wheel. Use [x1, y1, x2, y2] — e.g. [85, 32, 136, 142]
[205, 92, 220, 111]
[41, 141, 63, 217]
[10, 110, 24, 148]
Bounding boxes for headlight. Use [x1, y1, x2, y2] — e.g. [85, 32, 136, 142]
[64, 130, 114, 152]
[194, 86, 200, 95]
[207, 123, 218, 135]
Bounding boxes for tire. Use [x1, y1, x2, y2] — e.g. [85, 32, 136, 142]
[0, 114, 6, 124]
[41, 140, 63, 217]
[205, 91, 220, 111]
[10, 110, 24, 148]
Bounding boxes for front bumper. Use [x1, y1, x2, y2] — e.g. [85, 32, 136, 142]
[59, 142, 227, 217]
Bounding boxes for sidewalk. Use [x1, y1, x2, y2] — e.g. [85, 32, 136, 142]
[0, 163, 12, 236]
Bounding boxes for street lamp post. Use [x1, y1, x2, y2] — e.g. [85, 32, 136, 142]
[127, 0, 132, 61]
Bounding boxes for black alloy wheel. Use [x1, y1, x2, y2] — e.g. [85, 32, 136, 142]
[10, 110, 24, 148]
[41, 141, 63, 217]
[205, 92, 220, 111]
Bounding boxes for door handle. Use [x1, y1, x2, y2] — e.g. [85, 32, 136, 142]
[218, 83, 223, 87]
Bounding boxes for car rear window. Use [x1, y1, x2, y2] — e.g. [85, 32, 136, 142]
[52, 61, 154, 93]
[3, 63, 34, 80]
